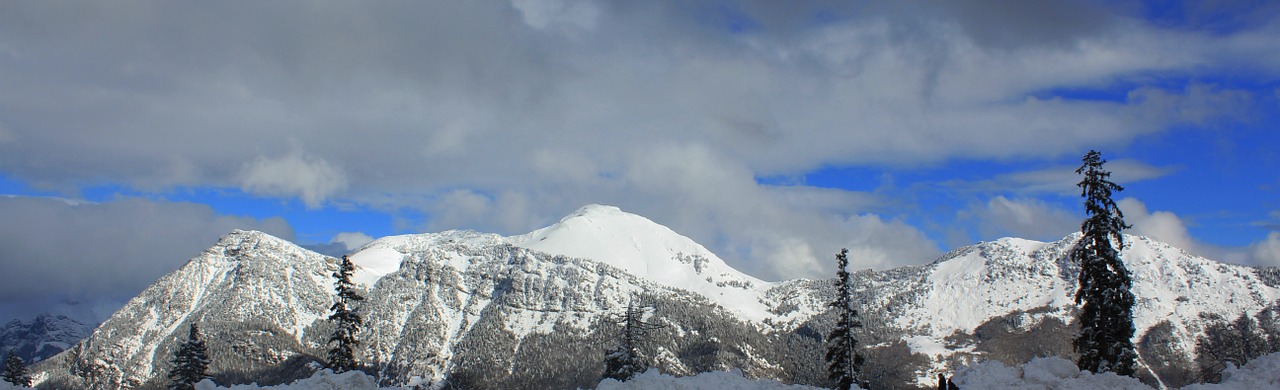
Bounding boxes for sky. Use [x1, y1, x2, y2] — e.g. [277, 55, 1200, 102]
[1, 0, 1278, 324]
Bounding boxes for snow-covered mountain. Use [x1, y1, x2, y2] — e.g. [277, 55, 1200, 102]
[29, 205, 1280, 389]
[0, 315, 91, 364]
[505, 204, 771, 320]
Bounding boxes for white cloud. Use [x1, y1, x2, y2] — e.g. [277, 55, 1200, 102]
[1251, 232, 1280, 267]
[331, 232, 375, 251]
[1116, 198, 1280, 267]
[0, 196, 294, 324]
[837, 214, 940, 271]
[1118, 198, 1200, 254]
[239, 151, 347, 208]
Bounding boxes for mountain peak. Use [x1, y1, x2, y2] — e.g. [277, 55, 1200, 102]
[506, 204, 772, 320]
[507, 204, 722, 280]
[566, 203, 624, 217]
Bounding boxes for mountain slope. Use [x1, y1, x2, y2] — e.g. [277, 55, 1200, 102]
[37, 230, 335, 389]
[873, 235, 1280, 387]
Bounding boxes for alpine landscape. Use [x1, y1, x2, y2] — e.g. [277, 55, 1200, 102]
[10, 205, 1279, 389]
[3, 1, 1280, 390]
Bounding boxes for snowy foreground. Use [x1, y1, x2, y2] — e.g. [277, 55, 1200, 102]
[10, 353, 1279, 390]
[951, 354, 1280, 390]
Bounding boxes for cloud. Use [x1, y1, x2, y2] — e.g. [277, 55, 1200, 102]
[239, 151, 347, 208]
[512, 0, 600, 33]
[1116, 198, 1280, 267]
[954, 159, 1176, 195]
[0, 2, 1272, 192]
[1125, 82, 1255, 127]
[0, 2, 1276, 282]
[331, 232, 375, 251]
[962, 196, 1079, 241]
[0, 196, 294, 324]
[615, 143, 937, 279]
[1118, 197, 1200, 254]
[1251, 232, 1280, 267]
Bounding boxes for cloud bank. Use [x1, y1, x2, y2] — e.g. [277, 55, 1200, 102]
[0, 1, 1276, 283]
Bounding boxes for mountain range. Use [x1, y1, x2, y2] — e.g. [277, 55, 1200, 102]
[0, 315, 91, 365]
[21, 204, 1280, 389]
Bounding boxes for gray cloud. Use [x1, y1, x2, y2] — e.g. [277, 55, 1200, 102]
[0, 1, 1275, 282]
[0, 196, 294, 323]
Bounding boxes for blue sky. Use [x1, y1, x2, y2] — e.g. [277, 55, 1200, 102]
[1, 0, 1278, 323]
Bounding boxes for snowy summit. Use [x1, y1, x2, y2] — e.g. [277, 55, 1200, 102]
[507, 204, 772, 319]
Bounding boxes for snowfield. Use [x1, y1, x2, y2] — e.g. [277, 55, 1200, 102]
[595, 369, 832, 390]
[952, 353, 1280, 390]
[177, 368, 834, 390]
[23, 352, 1255, 390]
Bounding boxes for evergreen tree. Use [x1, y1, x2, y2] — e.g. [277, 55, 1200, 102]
[603, 301, 661, 382]
[327, 255, 364, 373]
[825, 248, 865, 390]
[3, 355, 32, 387]
[167, 323, 211, 390]
[1071, 150, 1137, 376]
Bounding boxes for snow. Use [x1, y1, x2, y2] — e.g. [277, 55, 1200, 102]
[914, 237, 1074, 336]
[904, 335, 954, 357]
[163, 353, 1280, 390]
[179, 368, 826, 390]
[193, 369, 411, 390]
[1179, 352, 1280, 389]
[40, 207, 1280, 389]
[595, 369, 831, 390]
[892, 235, 1280, 387]
[346, 247, 404, 288]
[506, 204, 775, 321]
[951, 353, 1280, 390]
[953, 356, 1152, 389]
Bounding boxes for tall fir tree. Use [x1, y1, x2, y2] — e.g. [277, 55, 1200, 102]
[3, 354, 32, 387]
[167, 323, 211, 390]
[327, 255, 364, 373]
[1071, 150, 1137, 375]
[825, 248, 865, 390]
[603, 301, 662, 382]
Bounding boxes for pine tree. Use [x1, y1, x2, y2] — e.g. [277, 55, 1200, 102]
[327, 255, 364, 373]
[1071, 150, 1137, 376]
[603, 301, 661, 382]
[167, 323, 211, 390]
[825, 248, 865, 390]
[3, 354, 32, 387]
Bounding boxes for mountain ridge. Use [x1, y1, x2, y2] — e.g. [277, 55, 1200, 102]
[25, 205, 1280, 389]
[0, 314, 91, 364]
